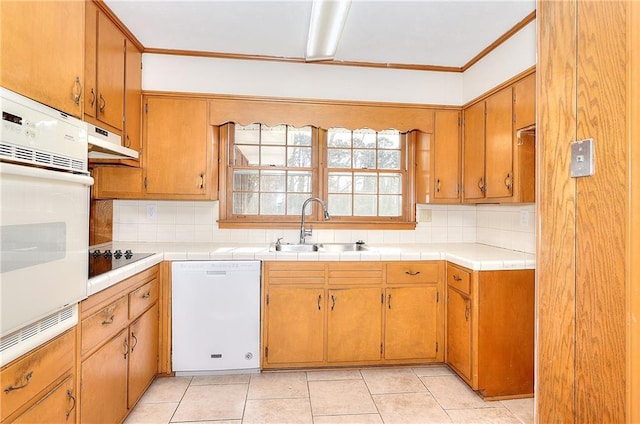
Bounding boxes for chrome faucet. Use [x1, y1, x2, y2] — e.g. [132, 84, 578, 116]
[299, 197, 330, 244]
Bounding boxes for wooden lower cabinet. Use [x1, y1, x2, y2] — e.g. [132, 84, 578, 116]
[445, 263, 534, 399]
[327, 287, 383, 363]
[79, 266, 160, 422]
[1, 329, 76, 423]
[262, 261, 444, 369]
[446, 286, 472, 382]
[80, 329, 129, 423]
[12, 375, 76, 424]
[385, 285, 439, 361]
[265, 286, 324, 365]
[128, 303, 159, 409]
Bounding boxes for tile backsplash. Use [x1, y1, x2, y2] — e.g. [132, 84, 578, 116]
[112, 200, 535, 254]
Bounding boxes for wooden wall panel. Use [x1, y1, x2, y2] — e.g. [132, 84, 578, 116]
[628, 2, 640, 421]
[575, 2, 627, 421]
[536, 0, 578, 421]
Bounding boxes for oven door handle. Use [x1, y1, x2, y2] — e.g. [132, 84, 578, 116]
[0, 163, 94, 187]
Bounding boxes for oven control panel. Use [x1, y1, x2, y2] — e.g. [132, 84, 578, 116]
[0, 87, 88, 174]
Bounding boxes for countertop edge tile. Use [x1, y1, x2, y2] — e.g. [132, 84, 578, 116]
[89, 242, 536, 296]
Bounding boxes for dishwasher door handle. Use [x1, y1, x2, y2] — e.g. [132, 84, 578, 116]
[206, 270, 227, 276]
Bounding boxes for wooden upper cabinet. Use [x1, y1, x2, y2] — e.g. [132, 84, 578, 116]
[432, 110, 461, 202]
[414, 131, 431, 204]
[85, 3, 125, 131]
[124, 40, 142, 152]
[462, 101, 486, 201]
[0, 1, 84, 117]
[513, 73, 536, 130]
[144, 96, 214, 198]
[484, 86, 514, 199]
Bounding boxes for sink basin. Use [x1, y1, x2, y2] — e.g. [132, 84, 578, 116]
[317, 242, 368, 252]
[272, 243, 319, 252]
[270, 242, 368, 252]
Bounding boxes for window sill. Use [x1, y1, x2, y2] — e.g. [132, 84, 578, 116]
[217, 220, 417, 230]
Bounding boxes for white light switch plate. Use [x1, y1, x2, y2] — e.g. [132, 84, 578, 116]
[146, 204, 157, 221]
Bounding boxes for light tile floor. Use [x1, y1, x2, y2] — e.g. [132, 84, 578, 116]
[125, 365, 534, 424]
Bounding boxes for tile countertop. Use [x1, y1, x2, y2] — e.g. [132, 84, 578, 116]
[87, 242, 535, 297]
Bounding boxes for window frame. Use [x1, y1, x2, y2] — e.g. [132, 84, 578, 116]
[217, 123, 416, 229]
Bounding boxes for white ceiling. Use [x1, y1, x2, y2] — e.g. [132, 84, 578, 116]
[104, 0, 536, 69]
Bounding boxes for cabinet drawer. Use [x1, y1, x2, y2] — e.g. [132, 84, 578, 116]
[447, 264, 471, 295]
[328, 262, 383, 285]
[129, 278, 158, 319]
[1, 329, 75, 421]
[81, 295, 128, 355]
[265, 262, 325, 285]
[386, 262, 440, 283]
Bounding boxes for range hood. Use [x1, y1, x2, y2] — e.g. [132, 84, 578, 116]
[87, 123, 139, 160]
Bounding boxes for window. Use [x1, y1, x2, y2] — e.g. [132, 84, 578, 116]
[326, 128, 403, 218]
[220, 123, 414, 228]
[230, 124, 316, 218]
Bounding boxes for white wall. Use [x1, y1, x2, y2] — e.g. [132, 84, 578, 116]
[142, 55, 464, 105]
[462, 20, 537, 103]
[142, 19, 536, 106]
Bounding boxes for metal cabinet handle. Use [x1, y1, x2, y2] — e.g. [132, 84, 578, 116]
[477, 177, 486, 193]
[99, 93, 106, 113]
[436, 179, 441, 193]
[89, 88, 95, 109]
[141, 292, 151, 299]
[125, 134, 131, 148]
[66, 389, 76, 419]
[102, 315, 115, 325]
[453, 275, 462, 282]
[405, 270, 421, 276]
[123, 337, 129, 359]
[331, 295, 336, 311]
[199, 173, 205, 189]
[504, 172, 513, 191]
[465, 301, 470, 322]
[131, 332, 138, 352]
[388, 293, 392, 309]
[4, 371, 33, 393]
[72, 76, 82, 105]
[317, 294, 322, 310]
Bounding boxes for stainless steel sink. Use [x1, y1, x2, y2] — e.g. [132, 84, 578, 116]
[270, 241, 368, 252]
[317, 242, 368, 252]
[272, 243, 319, 252]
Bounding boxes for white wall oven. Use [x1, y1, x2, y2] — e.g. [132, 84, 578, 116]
[0, 87, 93, 366]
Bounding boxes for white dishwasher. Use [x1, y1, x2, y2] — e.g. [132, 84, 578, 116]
[172, 261, 261, 375]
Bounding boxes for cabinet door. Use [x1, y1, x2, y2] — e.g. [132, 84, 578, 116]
[124, 40, 142, 152]
[485, 87, 513, 199]
[92, 166, 144, 199]
[265, 287, 325, 365]
[446, 287, 472, 382]
[414, 131, 431, 204]
[144, 97, 211, 197]
[0, 1, 84, 117]
[80, 329, 128, 424]
[128, 303, 159, 408]
[96, 11, 125, 130]
[462, 102, 486, 201]
[433, 110, 461, 202]
[13, 375, 76, 424]
[85, 1, 98, 119]
[385, 286, 438, 360]
[327, 287, 382, 362]
[514, 73, 536, 130]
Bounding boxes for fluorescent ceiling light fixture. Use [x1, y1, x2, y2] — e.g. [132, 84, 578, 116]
[305, 0, 351, 61]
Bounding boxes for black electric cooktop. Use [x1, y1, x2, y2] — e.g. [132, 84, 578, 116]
[89, 249, 155, 278]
